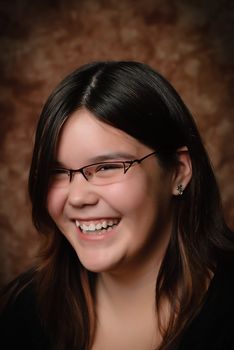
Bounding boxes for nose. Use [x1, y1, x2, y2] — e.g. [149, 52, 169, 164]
[67, 172, 99, 208]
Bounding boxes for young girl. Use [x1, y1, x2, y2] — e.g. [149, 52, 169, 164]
[1, 61, 234, 350]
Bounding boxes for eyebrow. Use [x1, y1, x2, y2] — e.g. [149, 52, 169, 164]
[87, 152, 136, 163]
[53, 152, 137, 168]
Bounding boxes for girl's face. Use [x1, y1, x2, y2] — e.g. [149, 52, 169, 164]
[47, 108, 175, 274]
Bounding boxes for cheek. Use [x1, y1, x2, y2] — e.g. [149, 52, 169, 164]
[46, 187, 67, 220]
[105, 175, 157, 214]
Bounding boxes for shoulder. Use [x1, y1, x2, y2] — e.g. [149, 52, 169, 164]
[0, 269, 50, 350]
[179, 255, 234, 349]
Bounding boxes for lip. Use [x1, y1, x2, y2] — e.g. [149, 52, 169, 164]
[74, 217, 120, 223]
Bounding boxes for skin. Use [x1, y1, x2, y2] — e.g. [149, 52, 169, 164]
[47, 107, 192, 349]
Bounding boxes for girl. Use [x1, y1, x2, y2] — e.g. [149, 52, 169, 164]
[1, 61, 234, 350]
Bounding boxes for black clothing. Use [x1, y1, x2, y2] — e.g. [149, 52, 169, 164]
[179, 257, 234, 349]
[0, 275, 50, 349]
[1, 258, 234, 349]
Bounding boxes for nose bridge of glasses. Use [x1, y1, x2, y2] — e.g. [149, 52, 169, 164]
[69, 168, 89, 182]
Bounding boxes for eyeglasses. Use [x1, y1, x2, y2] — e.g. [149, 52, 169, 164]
[50, 151, 157, 187]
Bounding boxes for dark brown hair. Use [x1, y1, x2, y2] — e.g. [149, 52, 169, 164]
[28, 61, 233, 349]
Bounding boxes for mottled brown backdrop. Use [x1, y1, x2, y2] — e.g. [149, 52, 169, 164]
[0, 0, 233, 287]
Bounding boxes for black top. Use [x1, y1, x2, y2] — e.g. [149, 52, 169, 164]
[1, 258, 234, 350]
[0, 275, 50, 350]
[179, 257, 234, 349]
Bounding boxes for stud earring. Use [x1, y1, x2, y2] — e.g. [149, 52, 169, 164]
[176, 184, 184, 195]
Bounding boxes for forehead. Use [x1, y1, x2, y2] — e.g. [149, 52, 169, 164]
[56, 108, 152, 164]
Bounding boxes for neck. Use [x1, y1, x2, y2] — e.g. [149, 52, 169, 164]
[92, 230, 171, 350]
[96, 260, 158, 307]
[93, 258, 165, 350]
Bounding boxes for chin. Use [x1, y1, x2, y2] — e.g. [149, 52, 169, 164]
[78, 256, 119, 273]
[81, 264, 110, 273]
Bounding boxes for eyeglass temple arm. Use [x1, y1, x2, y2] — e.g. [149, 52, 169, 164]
[138, 151, 157, 163]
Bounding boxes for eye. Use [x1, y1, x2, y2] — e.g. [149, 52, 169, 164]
[95, 162, 124, 173]
[50, 168, 69, 178]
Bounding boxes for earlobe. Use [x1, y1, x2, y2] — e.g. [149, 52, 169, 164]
[176, 184, 184, 196]
[172, 147, 192, 196]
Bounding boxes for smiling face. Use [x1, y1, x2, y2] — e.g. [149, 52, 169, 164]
[46, 108, 175, 274]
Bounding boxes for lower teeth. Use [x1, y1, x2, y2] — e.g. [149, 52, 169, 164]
[82, 226, 115, 234]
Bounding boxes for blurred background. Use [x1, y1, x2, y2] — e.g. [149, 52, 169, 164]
[0, 0, 233, 287]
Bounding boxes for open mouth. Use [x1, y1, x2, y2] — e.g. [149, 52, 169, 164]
[75, 219, 120, 234]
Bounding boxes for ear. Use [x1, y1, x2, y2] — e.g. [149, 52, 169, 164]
[172, 146, 192, 196]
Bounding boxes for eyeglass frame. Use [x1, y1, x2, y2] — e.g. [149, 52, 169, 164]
[50, 151, 157, 185]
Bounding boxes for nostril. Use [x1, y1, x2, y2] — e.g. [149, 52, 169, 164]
[68, 189, 99, 208]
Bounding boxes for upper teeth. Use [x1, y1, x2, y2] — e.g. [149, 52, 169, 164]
[75, 219, 118, 232]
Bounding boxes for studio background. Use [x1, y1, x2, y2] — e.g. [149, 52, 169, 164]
[0, 0, 233, 287]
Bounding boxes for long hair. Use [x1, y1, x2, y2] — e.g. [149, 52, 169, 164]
[28, 61, 233, 349]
